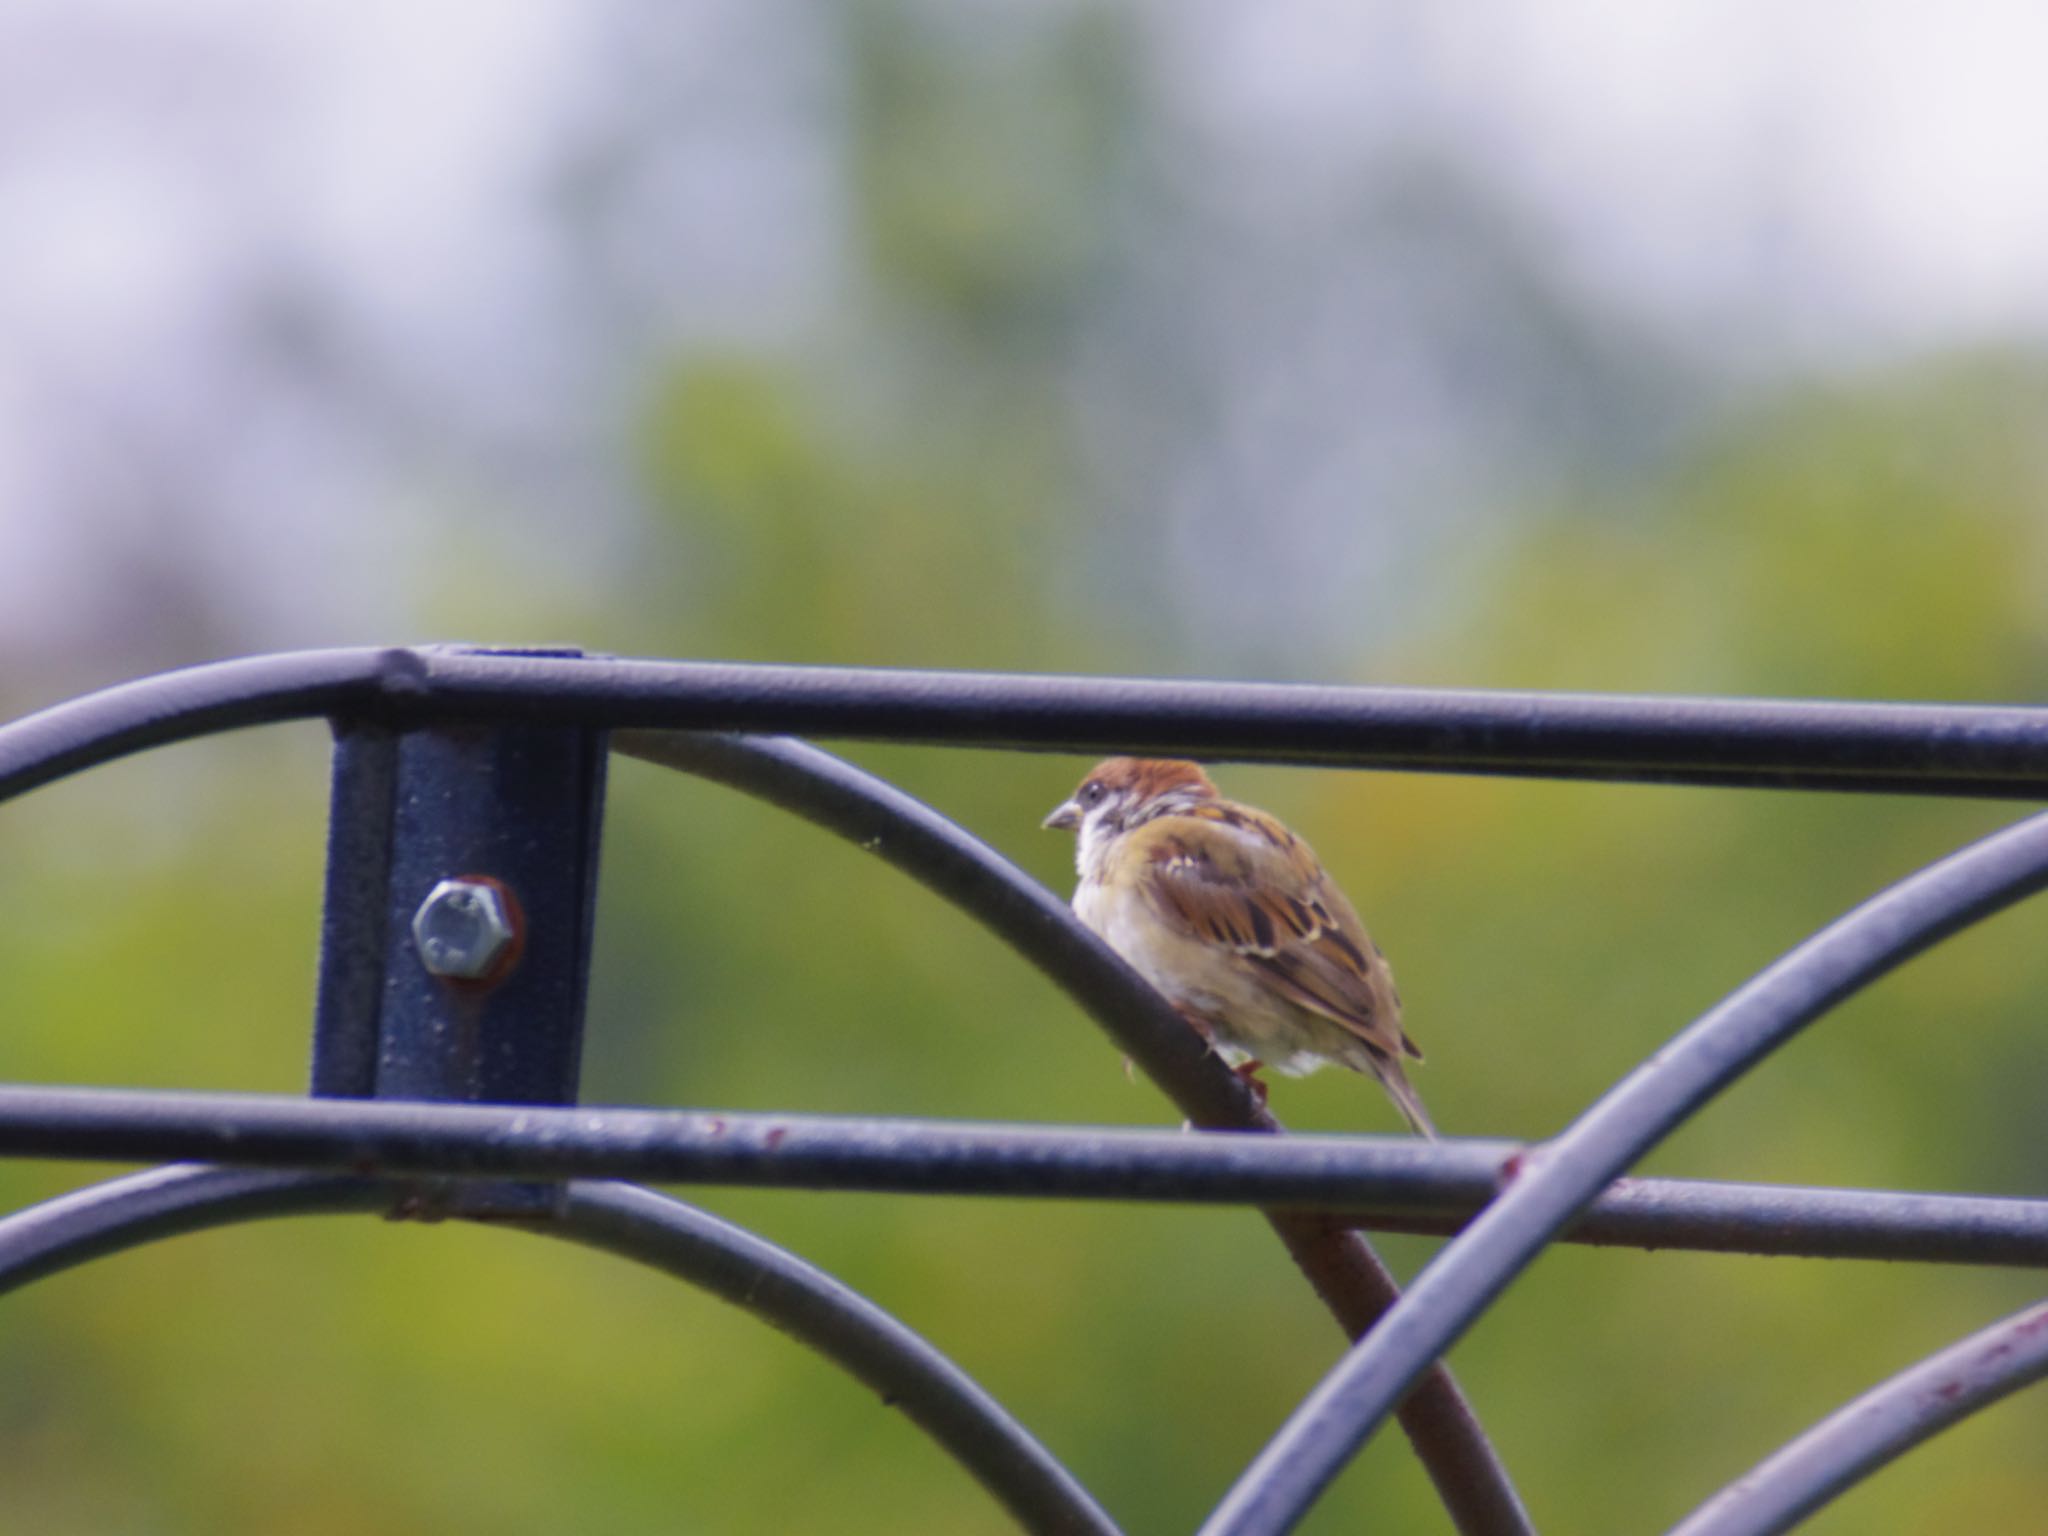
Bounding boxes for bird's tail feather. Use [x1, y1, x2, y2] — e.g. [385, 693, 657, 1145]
[1377, 1063, 1438, 1140]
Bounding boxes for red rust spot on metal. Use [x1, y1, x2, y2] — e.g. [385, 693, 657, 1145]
[438, 874, 528, 992]
[764, 1125, 788, 1150]
[1497, 1150, 1527, 1187]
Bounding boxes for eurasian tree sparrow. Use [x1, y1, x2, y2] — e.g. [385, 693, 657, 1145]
[1045, 757, 1435, 1136]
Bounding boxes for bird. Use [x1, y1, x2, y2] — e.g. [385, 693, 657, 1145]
[1044, 757, 1435, 1136]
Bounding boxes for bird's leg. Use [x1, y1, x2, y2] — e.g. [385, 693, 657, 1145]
[1170, 1006, 1267, 1105]
[1231, 1058, 1270, 1108]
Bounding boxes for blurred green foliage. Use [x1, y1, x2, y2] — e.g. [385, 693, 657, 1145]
[5, 7, 2048, 1534]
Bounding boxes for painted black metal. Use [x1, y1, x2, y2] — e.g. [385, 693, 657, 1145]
[310, 721, 398, 1097]
[0, 647, 398, 803]
[1197, 807, 2048, 1536]
[6, 697, 1539, 1536]
[0, 1168, 1117, 1536]
[615, 730, 1536, 1536]
[1663, 1296, 2048, 1536]
[1403, 1170, 2048, 1268]
[0, 1165, 390, 1296]
[5, 648, 2048, 1535]
[0, 1094, 2039, 1267]
[370, 721, 607, 1109]
[9, 647, 2048, 804]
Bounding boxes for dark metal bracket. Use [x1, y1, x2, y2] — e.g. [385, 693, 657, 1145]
[311, 650, 609, 1215]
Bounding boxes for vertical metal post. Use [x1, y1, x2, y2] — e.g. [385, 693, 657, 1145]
[307, 654, 610, 1212]
[372, 723, 607, 1108]
[310, 721, 399, 1098]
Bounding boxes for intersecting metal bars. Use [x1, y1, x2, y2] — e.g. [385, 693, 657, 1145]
[0, 1093, 2042, 1267]
[1197, 808, 2048, 1536]
[611, 729, 1535, 1533]
[2, 647, 2047, 1536]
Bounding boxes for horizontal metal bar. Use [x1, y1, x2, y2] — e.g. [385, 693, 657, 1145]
[1371, 1173, 2048, 1267]
[8, 647, 2048, 805]
[0, 1168, 1119, 1536]
[1664, 1295, 2048, 1536]
[430, 655, 2048, 796]
[0, 1090, 2039, 1266]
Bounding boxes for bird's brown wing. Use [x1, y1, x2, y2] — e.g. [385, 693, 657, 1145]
[1129, 804, 1420, 1064]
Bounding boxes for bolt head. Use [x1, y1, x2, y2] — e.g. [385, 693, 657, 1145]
[412, 878, 518, 980]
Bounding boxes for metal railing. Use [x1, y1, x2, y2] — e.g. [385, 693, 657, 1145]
[2, 644, 2045, 1536]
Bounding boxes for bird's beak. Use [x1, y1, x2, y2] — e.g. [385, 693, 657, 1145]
[1043, 799, 1081, 832]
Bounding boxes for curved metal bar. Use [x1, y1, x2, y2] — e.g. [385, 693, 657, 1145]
[616, 731, 1237, 1119]
[1664, 1297, 2048, 1536]
[615, 732, 1533, 1535]
[1198, 808, 2048, 1536]
[0, 647, 399, 804]
[0, 1164, 389, 1295]
[0, 1169, 1120, 1536]
[10, 646, 2048, 805]
[536, 1184, 1120, 1536]
[0, 1099, 2041, 1268]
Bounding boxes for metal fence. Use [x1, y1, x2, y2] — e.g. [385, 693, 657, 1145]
[3, 643, 2046, 1536]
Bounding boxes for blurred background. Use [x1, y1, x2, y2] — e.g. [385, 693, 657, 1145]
[2, 1, 2046, 1530]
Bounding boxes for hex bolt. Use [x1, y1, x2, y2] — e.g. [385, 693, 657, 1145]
[412, 877, 521, 982]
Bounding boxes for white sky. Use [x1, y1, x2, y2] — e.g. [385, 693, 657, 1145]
[1156, 0, 2048, 355]
[4, 0, 2047, 661]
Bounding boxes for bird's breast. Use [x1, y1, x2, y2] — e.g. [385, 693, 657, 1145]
[1074, 876, 1253, 1017]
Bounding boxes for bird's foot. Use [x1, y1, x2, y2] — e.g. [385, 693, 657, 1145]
[1231, 1059, 1269, 1108]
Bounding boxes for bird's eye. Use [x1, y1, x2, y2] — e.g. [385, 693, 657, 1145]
[1081, 781, 1106, 806]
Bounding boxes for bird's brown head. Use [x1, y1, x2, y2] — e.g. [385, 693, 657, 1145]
[1042, 757, 1218, 836]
